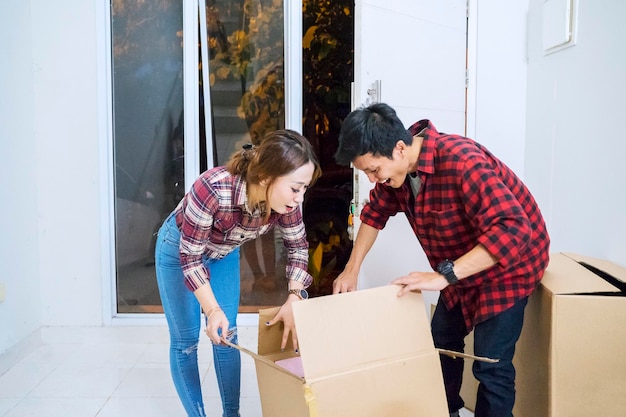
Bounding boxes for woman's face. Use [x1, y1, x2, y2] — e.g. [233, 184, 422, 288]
[267, 161, 315, 214]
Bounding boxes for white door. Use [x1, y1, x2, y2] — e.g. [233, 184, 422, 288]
[353, 0, 468, 293]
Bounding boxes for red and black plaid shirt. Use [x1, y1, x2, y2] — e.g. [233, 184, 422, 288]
[361, 120, 550, 330]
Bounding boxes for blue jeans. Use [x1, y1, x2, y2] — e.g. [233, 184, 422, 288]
[432, 296, 528, 417]
[155, 214, 241, 417]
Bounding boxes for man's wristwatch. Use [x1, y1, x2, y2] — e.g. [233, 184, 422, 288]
[288, 288, 309, 300]
[437, 259, 459, 285]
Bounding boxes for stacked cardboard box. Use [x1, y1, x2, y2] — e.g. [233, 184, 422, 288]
[513, 252, 626, 416]
[453, 252, 626, 415]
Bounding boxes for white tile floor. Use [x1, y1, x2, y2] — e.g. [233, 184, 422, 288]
[0, 326, 474, 417]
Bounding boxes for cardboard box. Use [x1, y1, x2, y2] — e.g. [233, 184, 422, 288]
[246, 285, 450, 417]
[513, 252, 626, 416]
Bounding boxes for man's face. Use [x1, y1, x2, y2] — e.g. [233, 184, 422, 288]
[352, 146, 408, 188]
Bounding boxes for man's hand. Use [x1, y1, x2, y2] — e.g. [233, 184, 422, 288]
[390, 271, 448, 296]
[332, 270, 359, 294]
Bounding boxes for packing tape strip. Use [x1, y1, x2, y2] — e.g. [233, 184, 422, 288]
[304, 384, 319, 417]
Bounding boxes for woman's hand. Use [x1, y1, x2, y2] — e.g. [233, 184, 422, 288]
[266, 295, 300, 352]
[204, 307, 229, 345]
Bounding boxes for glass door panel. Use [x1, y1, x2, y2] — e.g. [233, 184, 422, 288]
[203, 0, 287, 310]
[111, 0, 184, 313]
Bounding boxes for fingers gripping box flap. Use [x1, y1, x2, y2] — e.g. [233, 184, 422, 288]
[257, 306, 293, 356]
[254, 285, 450, 417]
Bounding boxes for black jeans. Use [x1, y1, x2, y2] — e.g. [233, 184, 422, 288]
[431, 296, 528, 417]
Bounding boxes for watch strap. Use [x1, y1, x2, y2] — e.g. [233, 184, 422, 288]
[437, 260, 459, 285]
[288, 288, 308, 300]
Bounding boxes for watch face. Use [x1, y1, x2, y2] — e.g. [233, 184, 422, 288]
[438, 261, 453, 274]
[437, 260, 458, 284]
[289, 288, 309, 300]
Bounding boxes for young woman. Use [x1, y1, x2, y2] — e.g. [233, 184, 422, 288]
[155, 130, 321, 417]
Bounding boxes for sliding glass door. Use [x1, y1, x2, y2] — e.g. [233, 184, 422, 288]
[110, 0, 291, 314]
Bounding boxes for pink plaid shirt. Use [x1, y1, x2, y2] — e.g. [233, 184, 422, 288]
[173, 166, 312, 291]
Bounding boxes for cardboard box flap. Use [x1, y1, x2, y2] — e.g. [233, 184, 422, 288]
[292, 285, 434, 381]
[541, 253, 622, 295]
[563, 252, 626, 291]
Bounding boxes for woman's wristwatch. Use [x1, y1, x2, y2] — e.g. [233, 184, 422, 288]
[288, 288, 309, 300]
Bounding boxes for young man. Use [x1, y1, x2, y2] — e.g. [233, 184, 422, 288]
[332, 103, 550, 417]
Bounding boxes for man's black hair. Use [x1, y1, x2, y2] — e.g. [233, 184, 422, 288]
[334, 102, 413, 166]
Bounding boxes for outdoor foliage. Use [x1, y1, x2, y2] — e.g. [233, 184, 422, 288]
[203, 0, 354, 294]
[112, 0, 354, 296]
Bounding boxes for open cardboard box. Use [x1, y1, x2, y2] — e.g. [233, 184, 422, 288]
[511, 252, 626, 416]
[238, 285, 450, 417]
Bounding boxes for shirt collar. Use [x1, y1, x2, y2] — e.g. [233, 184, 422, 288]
[234, 175, 266, 216]
[408, 119, 437, 175]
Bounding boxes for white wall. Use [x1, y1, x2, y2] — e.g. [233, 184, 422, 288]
[0, 1, 42, 357]
[0, 0, 104, 356]
[32, 0, 103, 327]
[524, 0, 626, 262]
